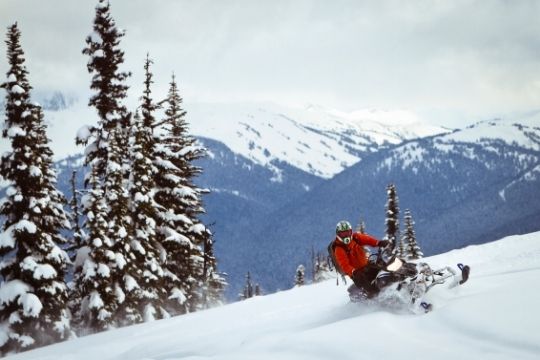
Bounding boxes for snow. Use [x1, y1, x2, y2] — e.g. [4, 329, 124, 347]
[11, 84, 25, 94]
[95, 1, 108, 10]
[0, 280, 31, 307]
[29, 165, 42, 177]
[441, 115, 540, 152]
[96, 263, 110, 278]
[117, 227, 127, 238]
[21, 257, 57, 280]
[133, 192, 147, 203]
[380, 113, 540, 174]
[186, 103, 448, 178]
[22, 101, 444, 178]
[169, 288, 187, 304]
[6, 73, 17, 82]
[88, 291, 104, 310]
[7, 231, 540, 360]
[13, 220, 37, 234]
[162, 228, 192, 245]
[93, 49, 104, 58]
[189, 223, 207, 235]
[19, 293, 42, 317]
[115, 253, 127, 269]
[7, 126, 26, 138]
[0, 227, 15, 249]
[124, 275, 139, 292]
[76, 125, 93, 143]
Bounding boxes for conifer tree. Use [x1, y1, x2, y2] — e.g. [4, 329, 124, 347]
[240, 272, 254, 300]
[0, 23, 71, 354]
[313, 252, 332, 283]
[395, 237, 406, 259]
[78, 0, 131, 171]
[356, 219, 366, 234]
[201, 234, 226, 308]
[127, 55, 168, 321]
[403, 209, 423, 260]
[254, 284, 262, 296]
[295, 265, 306, 286]
[154, 74, 217, 313]
[68, 170, 83, 256]
[73, 0, 137, 331]
[70, 166, 120, 332]
[384, 184, 400, 253]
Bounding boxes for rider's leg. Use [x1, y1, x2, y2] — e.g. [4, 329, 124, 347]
[352, 267, 380, 297]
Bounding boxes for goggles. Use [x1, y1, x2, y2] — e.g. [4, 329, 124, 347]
[337, 230, 353, 244]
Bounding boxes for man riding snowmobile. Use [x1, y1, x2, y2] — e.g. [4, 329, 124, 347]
[331, 220, 471, 310]
[331, 220, 389, 298]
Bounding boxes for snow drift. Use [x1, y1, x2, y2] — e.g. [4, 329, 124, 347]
[6, 231, 540, 360]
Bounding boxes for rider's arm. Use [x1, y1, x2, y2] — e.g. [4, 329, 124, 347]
[353, 233, 380, 247]
[334, 246, 355, 277]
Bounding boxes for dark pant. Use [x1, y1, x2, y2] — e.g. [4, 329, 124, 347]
[352, 264, 380, 296]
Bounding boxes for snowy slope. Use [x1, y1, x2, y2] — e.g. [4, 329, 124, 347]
[8, 231, 540, 360]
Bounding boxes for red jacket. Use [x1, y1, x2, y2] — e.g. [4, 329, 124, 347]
[334, 232, 380, 277]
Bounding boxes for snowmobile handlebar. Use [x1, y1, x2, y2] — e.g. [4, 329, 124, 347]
[369, 245, 394, 270]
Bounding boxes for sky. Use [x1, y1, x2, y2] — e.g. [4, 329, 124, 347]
[1, 0, 539, 128]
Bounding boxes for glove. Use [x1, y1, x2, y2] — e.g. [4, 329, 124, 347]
[378, 240, 390, 248]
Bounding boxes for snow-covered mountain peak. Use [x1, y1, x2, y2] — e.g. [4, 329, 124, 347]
[1, 98, 445, 179]
[440, 112, 540, 151]
[374, 111, 540, 202]
[186, 102, 447, 178]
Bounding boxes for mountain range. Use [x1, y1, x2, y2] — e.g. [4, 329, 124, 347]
[244, 112, 540, 293]
[3, 95, 539, 299]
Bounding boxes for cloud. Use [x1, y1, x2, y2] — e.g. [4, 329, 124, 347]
[1, 0, 539, 127]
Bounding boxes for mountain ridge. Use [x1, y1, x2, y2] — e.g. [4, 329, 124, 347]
[242, 113, 540, 293]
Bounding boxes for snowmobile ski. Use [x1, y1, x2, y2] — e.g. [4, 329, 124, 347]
[420, 301, 433, 313]
[458, 263, 470, 285]
[346, 247, 471, 313]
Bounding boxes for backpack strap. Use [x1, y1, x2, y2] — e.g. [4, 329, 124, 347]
[330, 239, 350, 285]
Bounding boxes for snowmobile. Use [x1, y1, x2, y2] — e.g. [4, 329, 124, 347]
[348, 246, 470, 313]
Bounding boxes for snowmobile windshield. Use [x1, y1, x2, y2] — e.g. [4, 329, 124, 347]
[387, 257, 403, 272]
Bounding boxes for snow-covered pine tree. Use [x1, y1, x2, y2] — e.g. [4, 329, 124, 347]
[294, 265, 306, 287]
[395, 236, 406, 259]
[240, 272, 254, 300]
[313, 252, 332, 283]
[356, 219, 366, 234]
[127, 55, 168, 321]
[384, 184, 400, 253]
[403, 209, 423, 260]
[73, 0, 138, 332]
[201, 233, 226, 308]
[254, 284, 262, 296]
[154, 74, 215, 314]
[78, 0, 131, 171]
[0, 23, 71, 354]
[68, 170, 83, 256]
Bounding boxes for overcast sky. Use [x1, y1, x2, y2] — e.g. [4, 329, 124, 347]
[1, 0, 539, 128]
